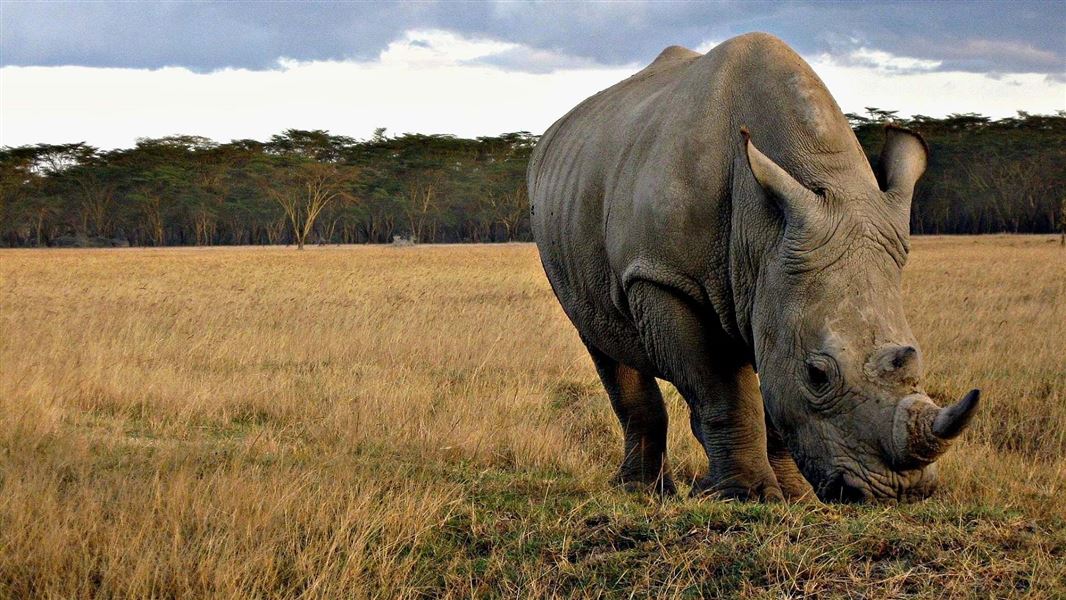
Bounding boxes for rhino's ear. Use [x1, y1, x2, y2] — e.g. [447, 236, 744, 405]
[741, 128, 820, 226]
[878, 125, 927, 201]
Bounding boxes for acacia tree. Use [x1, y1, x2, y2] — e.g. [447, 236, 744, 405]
[0, 150, 34, 244]
[128, 165, 189, 245]
[402, 169, 445, 242]
[1, 144, 98, 242]
[256, 157, 358, 249]
[496, 184, 528, 241]
[47, 147, 120, 238]
[188, 145, 247, 245]
[480, 153, 531, 241]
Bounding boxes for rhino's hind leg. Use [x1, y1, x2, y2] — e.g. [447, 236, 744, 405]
[586, 344, 676, 495]
[627, 280, 783, 502]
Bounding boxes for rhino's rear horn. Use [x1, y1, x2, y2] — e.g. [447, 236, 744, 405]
[932, 389, 980, 439]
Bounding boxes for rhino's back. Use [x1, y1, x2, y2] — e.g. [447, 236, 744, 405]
[528, 33, 865, 364]
[528, 45, 708, 366]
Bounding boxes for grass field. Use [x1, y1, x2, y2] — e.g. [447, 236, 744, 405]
[1, 236, 1064, 598]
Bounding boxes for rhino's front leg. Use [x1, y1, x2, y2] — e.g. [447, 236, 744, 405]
[628, 280, 783, 501]
[766, 413, 816, 500]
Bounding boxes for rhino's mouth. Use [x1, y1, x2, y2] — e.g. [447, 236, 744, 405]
[814, 466, 937, 503]
[791, 389, 979, 503]
[816, 471, 869, 503]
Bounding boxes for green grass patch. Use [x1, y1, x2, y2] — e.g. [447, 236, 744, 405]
[403, 464, 1066, 597]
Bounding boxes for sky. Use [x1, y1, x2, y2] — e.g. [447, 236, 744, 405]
[1, 1, 1064, 149]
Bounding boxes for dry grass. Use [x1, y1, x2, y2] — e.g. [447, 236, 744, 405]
[1, 236, 1063, 598]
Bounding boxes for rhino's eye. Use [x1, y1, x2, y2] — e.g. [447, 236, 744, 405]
[807, 363, 829, 391]
[803, 354, 839, 403]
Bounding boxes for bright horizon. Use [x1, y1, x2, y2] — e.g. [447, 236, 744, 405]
[2, 3, 1064, 149]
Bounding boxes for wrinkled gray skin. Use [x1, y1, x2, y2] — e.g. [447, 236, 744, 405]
[528, 33, 979, 503]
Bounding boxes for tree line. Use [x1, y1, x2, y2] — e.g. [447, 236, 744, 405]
[850, 110, 1065, 236]
[1, 110, 1063, 248]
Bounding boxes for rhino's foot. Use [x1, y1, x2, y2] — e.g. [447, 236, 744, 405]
[689, 472, 784, 502]
[766, 421, 816, 501]
[769, 456, 816, 501]
[612, 471, 677, 496]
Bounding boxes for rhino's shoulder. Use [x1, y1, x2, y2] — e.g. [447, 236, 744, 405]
[615, 45, 701, 89]
[714, 32, 797, 59]
[648, 45, 701, 68]
[642, 33, 796, 73]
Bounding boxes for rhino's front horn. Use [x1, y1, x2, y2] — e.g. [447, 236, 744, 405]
[932, 389, 980, 439]
[890, 390, 980, 468]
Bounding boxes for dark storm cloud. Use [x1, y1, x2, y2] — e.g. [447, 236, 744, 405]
[2, 1, 1063, 77]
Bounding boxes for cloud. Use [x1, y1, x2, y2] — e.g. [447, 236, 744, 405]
[935, 39, 1062, 76]
[0, 31, 635, 149]
[470, 47, 609, 74]
[2, 1, 1063, 79]
[3, 27, 1063, 150]
[832, 48, 942, 75]
[376, 30, 518, 69]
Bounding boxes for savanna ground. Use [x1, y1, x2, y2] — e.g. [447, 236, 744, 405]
[1, 236, 1063, 598]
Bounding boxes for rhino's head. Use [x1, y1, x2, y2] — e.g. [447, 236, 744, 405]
[743, 126, 979, 502]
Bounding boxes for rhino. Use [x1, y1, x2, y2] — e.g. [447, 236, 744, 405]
[528, 33, 979, 502]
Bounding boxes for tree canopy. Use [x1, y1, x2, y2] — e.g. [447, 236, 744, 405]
[1, 111, 1062, 247]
